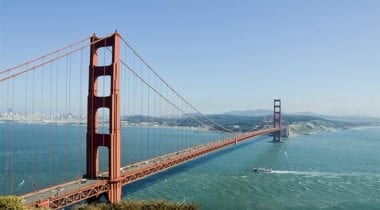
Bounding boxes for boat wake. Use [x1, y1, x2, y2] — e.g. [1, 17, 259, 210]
[270, 170, 379, 178]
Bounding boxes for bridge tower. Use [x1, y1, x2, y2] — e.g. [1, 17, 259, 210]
[86, 32, 121, 203]
[273, 99, 282, 142]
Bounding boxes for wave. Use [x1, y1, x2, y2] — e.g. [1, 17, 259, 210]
[18, 179, 25, 187]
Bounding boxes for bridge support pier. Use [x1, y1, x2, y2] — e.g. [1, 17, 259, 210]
[273, 99, 282, 142]
[86, 32, 122, 203]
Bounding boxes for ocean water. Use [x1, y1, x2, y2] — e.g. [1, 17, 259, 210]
[122, 127, 380, 209]
[1, 124, 380, 209]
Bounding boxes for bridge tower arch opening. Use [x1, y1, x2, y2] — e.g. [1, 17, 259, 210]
[86, 32, 121, 203]
[273, 99, 282, 142]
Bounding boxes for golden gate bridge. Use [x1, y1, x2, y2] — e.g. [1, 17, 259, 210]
[0, 32, 286, 208]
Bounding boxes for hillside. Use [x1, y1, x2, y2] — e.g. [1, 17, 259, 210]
[284, 115, 349, 135]
[121, 113, 376, 135]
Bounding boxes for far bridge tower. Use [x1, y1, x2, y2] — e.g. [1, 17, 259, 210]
[273, 99, 282, 142]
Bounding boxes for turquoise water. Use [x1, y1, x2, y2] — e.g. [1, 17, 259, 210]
[122, 127, 380, 209]
[1, 124, 380, 209]
[0, 123, 227, 195]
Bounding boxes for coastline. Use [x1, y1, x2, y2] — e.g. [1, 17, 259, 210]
[288, 123, 380, 137]
[0, 120, 215, 133]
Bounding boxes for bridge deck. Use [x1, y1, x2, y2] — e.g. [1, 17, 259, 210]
[22, 127, 279, 209]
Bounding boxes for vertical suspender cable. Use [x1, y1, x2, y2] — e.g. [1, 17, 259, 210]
[64, 52, 69, 181]
[174, 93, 177, 152]
[23, 66, 28, 193]
[177, 95, 180, 151]
[31, 66, 35, 191]
[55, 51, 59, 183]
[168, 88, 171, 152]
[174, 93, 178, 152]
[4, 71, 9, 194]
[127, 49, 131, 164]
[159, 81, 163, 157]
[181, 100, 187, 149]
[140, 62, 143, 161]
[68, 48, 72, 179]
[147, 65, 150, 159]
[39, 58, 44, 186]
[154, 73, 157, 157]
[5, 71, 9, 194]
[123, 45, 127, 166]
[173, 90, 176, 151]
[11, 77, 15, 194]
[159, 83, 163, 155]
[78, 48, 83, 177]
[132, 54, 136, 164]
[49, 61, 53, 186]
[127, 50, 131, 164]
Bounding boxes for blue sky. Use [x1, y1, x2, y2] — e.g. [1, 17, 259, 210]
[1, 0, 379, 116]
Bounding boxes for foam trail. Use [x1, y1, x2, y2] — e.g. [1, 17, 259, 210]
[283, 151, 289, 161]
[271, 170, 323, 176]
[270, 170, 380, 178]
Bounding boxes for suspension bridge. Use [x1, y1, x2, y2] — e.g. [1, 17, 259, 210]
[0, 32, 287, 208]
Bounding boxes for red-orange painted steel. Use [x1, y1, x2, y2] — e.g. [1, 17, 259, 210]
[86, 32, 121, 202]
[20, 33, 285, 209]
[273, 99, 282, 142]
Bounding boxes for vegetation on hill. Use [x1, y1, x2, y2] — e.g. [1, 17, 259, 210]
[0, 196, 199, 210]
[0, 195, 26, 210]
[123, 114, 271, 132]
[122, 114, 363, 133]
[73, 200, 199, 210]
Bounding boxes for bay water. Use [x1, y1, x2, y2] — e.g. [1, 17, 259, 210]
[123, 127, 380, 209]
[1, 123, 380, 209]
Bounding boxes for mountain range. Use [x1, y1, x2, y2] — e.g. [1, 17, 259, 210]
[223, 109, 380, 121]
[121, 109, 380, 134]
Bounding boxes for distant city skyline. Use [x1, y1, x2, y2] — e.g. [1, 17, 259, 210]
[1, 1, 379, 117]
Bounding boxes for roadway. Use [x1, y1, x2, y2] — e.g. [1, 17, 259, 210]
[22, 179, 100, 205]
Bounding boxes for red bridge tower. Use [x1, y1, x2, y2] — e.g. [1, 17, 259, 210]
[86, 33, 121, 203]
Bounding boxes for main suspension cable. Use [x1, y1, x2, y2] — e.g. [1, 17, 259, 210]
[0, 34, 113, 83]
[0, 36, 90, 76]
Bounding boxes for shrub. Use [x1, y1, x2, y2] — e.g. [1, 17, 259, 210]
[0, 195, 26, 210]
[74, 200, 199, 210]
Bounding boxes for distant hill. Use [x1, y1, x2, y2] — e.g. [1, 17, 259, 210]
[291, 111, 320, 116]
[121, 112, 380, 134]
[290, 112, 380, 124]
[121, 113, 349, 133]
[223, 109, 272, 116]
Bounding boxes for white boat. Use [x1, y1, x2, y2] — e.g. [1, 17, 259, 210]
[254, 167, 272, 173]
